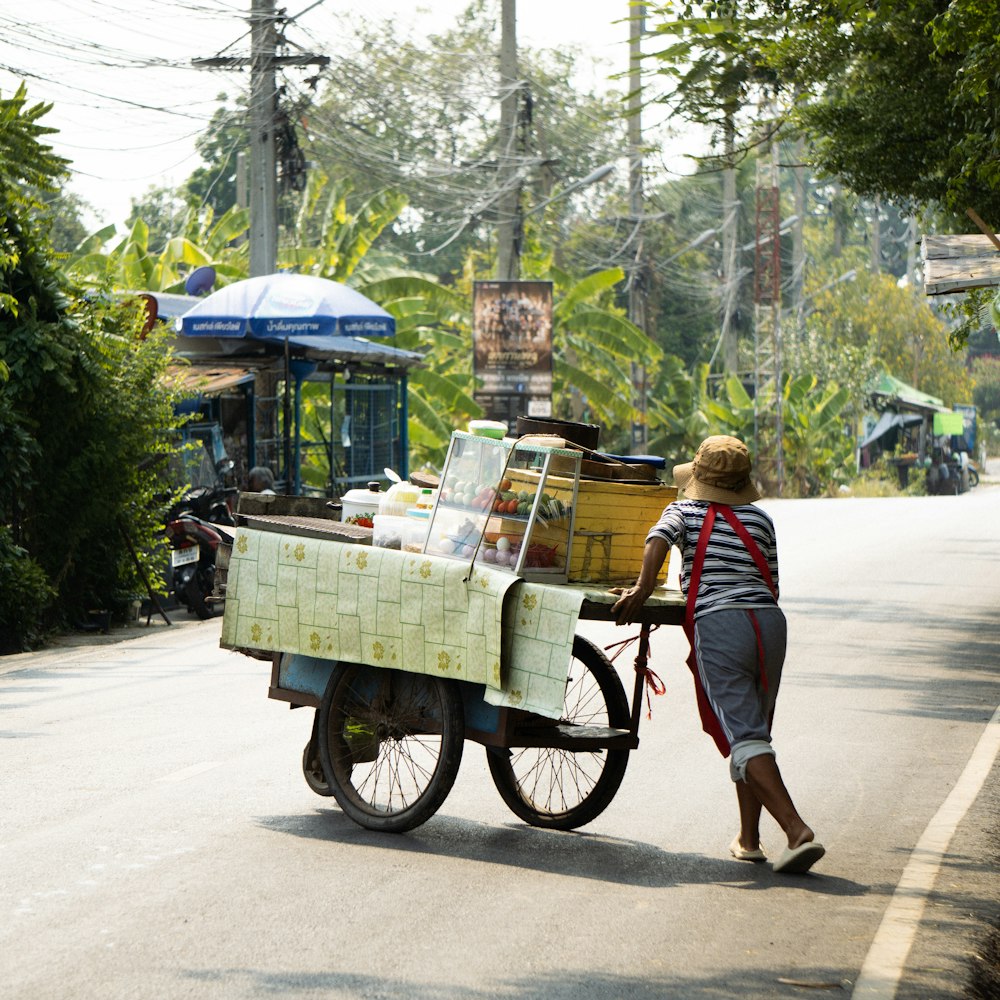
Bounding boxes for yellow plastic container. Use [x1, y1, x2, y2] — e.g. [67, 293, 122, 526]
[507, 468, 676, 585]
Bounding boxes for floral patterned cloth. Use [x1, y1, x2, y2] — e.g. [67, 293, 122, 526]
[220, 527, 586, 718]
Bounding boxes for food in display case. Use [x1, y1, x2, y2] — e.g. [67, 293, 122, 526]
[424, 432, 581, 583]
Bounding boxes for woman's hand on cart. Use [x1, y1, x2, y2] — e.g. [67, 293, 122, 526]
[610, 536, 670, 625]
[609, 583, 655, 626]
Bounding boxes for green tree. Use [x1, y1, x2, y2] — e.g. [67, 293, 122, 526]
[32, 186, 93, 253]
[563, 160, 766, 370]
[0, 84, 183, 651]
[177, 3, 629, 283]
[748, 0, 1000, 228]
[125, 184, 191, 252]
[184, 94, 247, 219]
[644, 1, 782, 150]
[806, 268, 971, 405]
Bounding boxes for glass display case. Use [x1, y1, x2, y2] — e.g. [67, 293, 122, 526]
[424, 431, 581, 583]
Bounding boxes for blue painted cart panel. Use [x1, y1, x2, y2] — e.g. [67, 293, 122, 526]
[277, 653, 502, 735]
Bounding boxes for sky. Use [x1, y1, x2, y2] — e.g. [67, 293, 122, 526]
[0, 0, 696, 231]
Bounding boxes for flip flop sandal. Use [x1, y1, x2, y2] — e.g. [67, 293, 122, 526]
[773, 841, 826, 874]
[729, 835, 767, 862]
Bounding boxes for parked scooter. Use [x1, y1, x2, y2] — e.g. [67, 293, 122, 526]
[165, 482, 237, 618]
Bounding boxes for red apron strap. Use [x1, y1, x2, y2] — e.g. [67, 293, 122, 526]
[684, 503, 716, 631]
[682, 504, 778, 757]
[683, 504, 731, 756]
[715, 504, 777, 600]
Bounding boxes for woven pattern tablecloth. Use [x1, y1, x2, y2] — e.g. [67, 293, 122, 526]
[220, 527, 586, 718]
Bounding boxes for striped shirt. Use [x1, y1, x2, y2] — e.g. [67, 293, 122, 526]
[647, 499, 779, 618]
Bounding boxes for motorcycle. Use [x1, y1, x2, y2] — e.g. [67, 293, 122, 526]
[165, 482, 238, 619]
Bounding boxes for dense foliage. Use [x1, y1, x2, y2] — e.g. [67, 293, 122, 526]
[0, 85, 182, 652]
[52, 0, 994, 521]
[777, 0, 1000, 227]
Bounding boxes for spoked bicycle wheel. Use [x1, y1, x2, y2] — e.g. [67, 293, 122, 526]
[487, 635, 631, 830]
[318, 663, 465, 833]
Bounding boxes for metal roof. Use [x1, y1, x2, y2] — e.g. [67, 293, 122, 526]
[167, 361, 258, 395]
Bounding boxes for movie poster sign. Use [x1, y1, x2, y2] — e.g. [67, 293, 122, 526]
[473, 280, 553, 424]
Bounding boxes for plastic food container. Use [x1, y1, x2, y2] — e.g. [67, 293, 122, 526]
[403, 509, 431, 552]
[378, 481, 420, 517]
[340, 482, 382, 525]
[468, 419, 508, 439]
[372, 513, 409, 550]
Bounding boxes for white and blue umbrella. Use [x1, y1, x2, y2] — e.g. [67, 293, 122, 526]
[180, 272, 395, 340]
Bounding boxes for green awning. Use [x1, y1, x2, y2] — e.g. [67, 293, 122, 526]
[933, 412, 965, 435]
[874, 373, 947, 411]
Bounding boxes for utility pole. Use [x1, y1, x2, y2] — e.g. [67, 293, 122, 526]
[906, 214, 919, 285]
[791, 135, 806, 332]
[193, 0, 329, 277]
[236, 151, 248, 211]
[752, 141, 783, 495]
[720, 114, 739, 374]
[870, 196, 882, 274]
[771, 135, 784, 497]
[248, 0, 278, 277]
[628, 3, 648, 450]
[496, 0, 521, 281]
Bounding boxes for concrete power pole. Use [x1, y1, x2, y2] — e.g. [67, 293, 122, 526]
[752, 143, 783, 495]
[720, 114, 739, 374]
[791, 136, 806, 332]
[628, 3, 648, 449]
[871, 196, 882, 274]
[249, 0, 278, 277]
[496, 0, 521, 281]
[194, 0, 329, 278]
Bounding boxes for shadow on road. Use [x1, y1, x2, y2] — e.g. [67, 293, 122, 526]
[180, 965, 855, 999]
[255, 809, 870, 897]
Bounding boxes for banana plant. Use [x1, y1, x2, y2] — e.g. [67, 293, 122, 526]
[700, 371, 852, 496]
[549, 265, 665, 450]
[361, 266, 666, 469]
[781, 374, 852, 496]
[282, 172, 408, 283]
[360, 274, 481, 470]
[63, 205, 249, 292]
[644, 359, 715, 464]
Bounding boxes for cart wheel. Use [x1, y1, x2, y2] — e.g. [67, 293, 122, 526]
[302, 738, 334, 797]
[487, 635, 630, 831]
[318, 662, 464, 833]
[303, 709, 333, 796]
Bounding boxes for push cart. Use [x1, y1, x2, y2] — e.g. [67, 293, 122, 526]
[267, 588, 684, 834]
[224, 430, 680, 833]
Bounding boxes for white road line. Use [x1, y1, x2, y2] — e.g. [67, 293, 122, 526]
[157, 761, 223, 783]
[852, 703, 1000, 999]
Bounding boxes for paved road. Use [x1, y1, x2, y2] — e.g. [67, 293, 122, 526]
[2, 488, 998, 999]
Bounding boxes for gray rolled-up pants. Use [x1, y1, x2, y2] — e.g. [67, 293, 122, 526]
[691, 606, 787, 782]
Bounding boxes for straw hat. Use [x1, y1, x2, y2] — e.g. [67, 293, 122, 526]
[673, 435, 761, 504]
